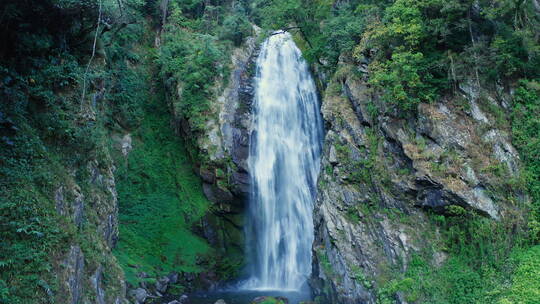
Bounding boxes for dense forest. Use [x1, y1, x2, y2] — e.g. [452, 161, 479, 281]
[1, 0, 539, 303]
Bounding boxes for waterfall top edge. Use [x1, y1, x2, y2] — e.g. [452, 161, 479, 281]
[271, 29, 286, 35]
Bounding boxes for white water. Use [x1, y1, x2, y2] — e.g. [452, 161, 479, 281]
[242, 31, 323, 291]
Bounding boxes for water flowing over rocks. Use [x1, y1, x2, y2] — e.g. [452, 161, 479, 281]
[242, 32, 323, 290]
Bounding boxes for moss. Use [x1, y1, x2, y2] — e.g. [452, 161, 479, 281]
[345, 207, 361, 224]
[316, 247, 340, 284]
[113, 89, 213, 285]
[252, 297, 287, 304]
[350, 264, 372, 289]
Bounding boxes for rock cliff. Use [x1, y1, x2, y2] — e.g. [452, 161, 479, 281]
[310, 59, 527, 303]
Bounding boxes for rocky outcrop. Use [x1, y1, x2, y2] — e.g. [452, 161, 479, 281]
[166, 29, 260, 272]
[54, 155, 126, 304]
[171, 30, 259, 204]
[311, 61, 525, 303]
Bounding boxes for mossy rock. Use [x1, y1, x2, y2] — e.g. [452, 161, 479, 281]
[251, 296, 289, 304]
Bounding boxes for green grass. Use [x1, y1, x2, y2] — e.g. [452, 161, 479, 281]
[113, 94, 213, 284]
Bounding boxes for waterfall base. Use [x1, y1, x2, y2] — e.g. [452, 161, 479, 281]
[171, 290, 312, 304]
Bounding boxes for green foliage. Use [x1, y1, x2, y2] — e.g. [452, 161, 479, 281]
[316, 248, 335, 278]
[251, 0, 539, 114]
[378, 212, 530, 303]
[498, 245, 540, 303]
[445, 205, 468, 217]
[113, 88, 213, 284]
[158, 30, 227, 133]
[379, 245, 540, 304]
[345, 207, 361, 223]
[511, 80, 540, 242]
[0, 2, 103, 301]
[350, 264, 372, 289]
[253, 297, 287, 304]
[0, 0, 231, 301]
[220, 4, 252, 46]
[369, 50, 438, 112]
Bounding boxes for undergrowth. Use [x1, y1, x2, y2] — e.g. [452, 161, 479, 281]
[112, 87, 212, 285]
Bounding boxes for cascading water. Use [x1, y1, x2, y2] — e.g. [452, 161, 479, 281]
[243, 31, 324, 291]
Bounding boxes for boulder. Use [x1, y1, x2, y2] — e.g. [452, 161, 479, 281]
[329, 145, 338, 165]
[128, 288, 147, 304]
[178, 294, 188, 303]
[167, 271, 179, 284]
[156, 276, 170, 293]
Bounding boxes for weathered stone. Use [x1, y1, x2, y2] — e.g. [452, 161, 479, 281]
[129, 288, 148, 304]
[62, 245, 85, 304]
[200, 167, 216, 183]
[203, 182, 235, 204]
[178, 294, 189, 303]
[121, 133, 132, 156]
[156, 276, 170, 293]
[137, 271, 149, 279]
[167, 272, 179, 284]
[91, 265, 106, 304]
[54, 185, 85, 227]
[312, 63, 525, 303]
[329, 145, 338, 165]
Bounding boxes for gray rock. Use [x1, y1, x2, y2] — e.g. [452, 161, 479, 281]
[183, 272, 195, 282]
[202, 182, 234, 204]
[137, 271, 149, 278]
[63, 245, 84, 304]
[121, 133, 132, 156]
[54, 186, 85, 227]
[156, 276, 170, 293]
[214, 299, 227, 304]
[200, 167, 216, 183]
[312, 69, 524, 303]
[91, 266, 106, 304]
[129, 288, 148, 304]
[178, 294, 188, 303]
[329, 145, 338, 165]
[167, 272, 179, 284]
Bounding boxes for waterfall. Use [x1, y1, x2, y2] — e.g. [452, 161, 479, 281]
[243, 31, 323, 291]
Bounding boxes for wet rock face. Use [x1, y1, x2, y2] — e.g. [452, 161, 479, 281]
[170, 34, 258, 206]
[62, 245, 85, 304]
[168, 32, 259, 214]
[206, 36, 258, 202]
[55, 186, 85, 227]
[311, 64, 523, 303]
[165, 32, 260, 271]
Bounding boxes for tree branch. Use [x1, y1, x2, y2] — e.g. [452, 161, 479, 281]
[81, 0, 102, 111]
